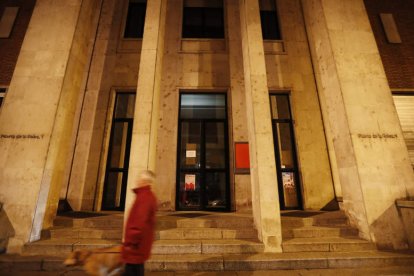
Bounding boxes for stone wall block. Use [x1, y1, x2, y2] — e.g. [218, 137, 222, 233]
[303, 0, 414, 248]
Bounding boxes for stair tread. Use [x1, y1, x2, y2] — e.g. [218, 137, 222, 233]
[154, 239, 262, 245]
[26, 238, 81, 245]
[13, 250, 414, 261]
[148, 250, 414, 260]
[26, 239, 263, 246]
[282, 237, 371, 244]
[51, 227, 121, 230]
[284, 225, 355, 230]
[26, 239, 121, 245]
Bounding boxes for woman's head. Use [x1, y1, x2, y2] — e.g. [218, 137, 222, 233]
[136, 170, 156, 187]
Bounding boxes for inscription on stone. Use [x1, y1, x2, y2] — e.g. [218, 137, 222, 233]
[0, 134, 44, 139]
[357, 133, 398, 139]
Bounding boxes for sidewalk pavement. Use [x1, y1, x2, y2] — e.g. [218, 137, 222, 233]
[1, 267, 414, 276]
[1, 254, 414, 276]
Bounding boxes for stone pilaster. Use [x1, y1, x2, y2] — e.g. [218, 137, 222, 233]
[124, 0, 167, 213]
[66, 0, 119, 211]
[227, 1, 251, 211]
[0, 0, 100, 252]
[238, 0, 282, 252]
[302, 0, 414, 249]
[276, 0, 336, 210]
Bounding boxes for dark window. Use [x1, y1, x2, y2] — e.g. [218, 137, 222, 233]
[392, 93, 414, 167]
[0, 7, 19, 38]
[260, 0, 281, 40]
[0, 88, 6, 108]
[124, 0, 147, 38]
[182, 0, 224, 39]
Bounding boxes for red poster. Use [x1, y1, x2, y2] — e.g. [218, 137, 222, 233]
[235, 142, 250, 169]
[184, 174, 196, 191]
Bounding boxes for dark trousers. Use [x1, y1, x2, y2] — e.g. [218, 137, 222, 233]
[123, 263, 144, 276]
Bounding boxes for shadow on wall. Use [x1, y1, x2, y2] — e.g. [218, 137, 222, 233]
[0, 202, 15, 254]
[321, 198, 340, 211]
[371, 202, 412, 250]
[396, 200, 414, 250]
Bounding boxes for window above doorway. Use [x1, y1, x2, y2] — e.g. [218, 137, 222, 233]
[123, 0, 147, 38]
[0, 7, 19, 38]
[182, 0, 224, 39]
[180, 94, 226, 119]
[0, 87, 7, 108]
[259, 0, 281, 40]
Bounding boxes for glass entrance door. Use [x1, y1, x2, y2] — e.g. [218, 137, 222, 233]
[176, 94, 230, 211]
[102, 93, 135, 211]
[270, 94, 302, 210]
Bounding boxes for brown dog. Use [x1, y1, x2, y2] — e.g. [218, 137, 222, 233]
[63, 246, 123, 276]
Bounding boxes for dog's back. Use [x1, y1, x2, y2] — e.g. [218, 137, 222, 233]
[64, 246, 123, 276]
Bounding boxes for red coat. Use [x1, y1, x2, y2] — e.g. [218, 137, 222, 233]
[121, 185, 157, 264]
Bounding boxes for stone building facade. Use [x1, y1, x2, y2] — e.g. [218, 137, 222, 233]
[0, 0, 413, 253]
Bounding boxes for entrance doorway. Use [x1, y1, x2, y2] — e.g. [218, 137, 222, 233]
[270, 94, 302, 210]
[176, 93, 230, 211]
[102, 93, 135, 211]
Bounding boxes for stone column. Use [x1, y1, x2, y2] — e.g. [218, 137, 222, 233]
[67, 0, 119, 211]
[0, 0, 100, 252]
[226, 1, 251, 211]
[124, 0, 167, 213]
[238, 0, 282, 252]
[276, 0, 336, 210]
[302, 0, 414, 249]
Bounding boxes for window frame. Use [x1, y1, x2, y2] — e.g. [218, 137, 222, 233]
[101, 91, 136, 211]
[182, 1, 225, 39]
[269, 92, 302, 210]
[259, 0, 282, 41]
[0, 7, 19, 38]
[122, 0, 147, 39]
[176, 91, 231, 211]
[0, 87, 7, 108]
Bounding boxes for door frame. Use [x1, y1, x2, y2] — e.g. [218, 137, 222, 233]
[175, 92, 231, 211]
[101, 92, 135, 211]
[270, 92, 303, 210]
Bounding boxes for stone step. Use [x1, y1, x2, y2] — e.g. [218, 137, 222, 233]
[281, 217, 349, 228]
[175, 218, 254, 229]
[53, 216, 123, 229]
[2, 253, 414, 274]
[48, 227, 122, 240]
[282, 237, 376, 252]
[313, 217, 349, 227]
[52, 211, 350, 229]
[282, 226, 359, 239]
[146, 251, 414, 271]
[55, 216, 178, 231]
[54, 213, 255, 230]
[157, 228, 257, 240]
[152, 239, 264, 254]
[281, 217, 315, 228]
[281, 211, 349, 227]
[53, 218, 255, 231]
[23, 239, 121, 256]
[23, 238, 264, 257]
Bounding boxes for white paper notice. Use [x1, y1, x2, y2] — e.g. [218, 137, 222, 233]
[186, 150, 196, 158]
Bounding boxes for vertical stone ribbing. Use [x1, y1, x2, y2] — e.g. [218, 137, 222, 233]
[0, 0, 92, 252]
[125, 0, 167, 214]
[239, 0, 282, 252]
[66, 0, 120, 211]
[227, 1, 251, 211]
[302, 0, 414, 249]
